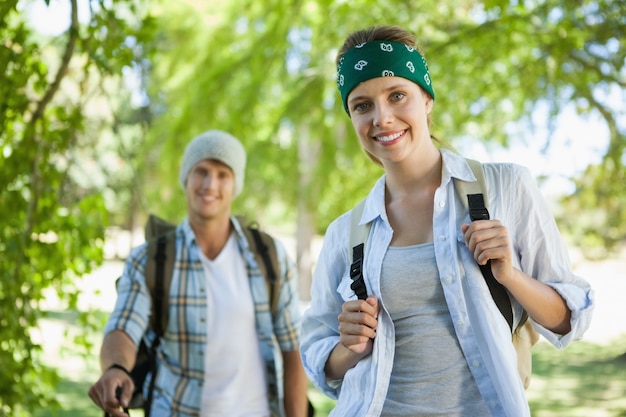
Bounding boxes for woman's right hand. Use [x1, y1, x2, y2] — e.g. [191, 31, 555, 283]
[338, 296, 379, 357]
[324, 296, 379, 380]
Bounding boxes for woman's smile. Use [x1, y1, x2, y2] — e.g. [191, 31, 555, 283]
[373, 130, 406, 143]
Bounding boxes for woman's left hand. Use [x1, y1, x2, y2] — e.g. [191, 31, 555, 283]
[461, 220, 513, 285]
[462, 219, 573, 334]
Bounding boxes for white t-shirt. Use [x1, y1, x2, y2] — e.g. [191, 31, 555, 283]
[199, 233, 270, 417]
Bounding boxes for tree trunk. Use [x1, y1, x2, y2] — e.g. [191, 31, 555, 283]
[296, 124, 320, 301]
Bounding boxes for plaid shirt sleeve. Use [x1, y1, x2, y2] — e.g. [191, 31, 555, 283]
[103, 244, 151, 346]
[271, 238, 301, 351]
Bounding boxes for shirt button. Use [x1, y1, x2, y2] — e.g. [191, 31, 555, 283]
[490, 401, 497, 408]
[472, 360, 480, 368]
[439, 201, 445, 208]
[445, 276, 452, 284]
[438, 235, 446, 241]
[458, 320, 464, 326]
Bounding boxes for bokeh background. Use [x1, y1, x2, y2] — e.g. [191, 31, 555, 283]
[1, 0, 625, 415]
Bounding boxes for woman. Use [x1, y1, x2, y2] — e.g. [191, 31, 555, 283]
[300, 25, 594, 417]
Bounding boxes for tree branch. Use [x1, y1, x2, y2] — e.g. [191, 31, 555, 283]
[29, 0, 79, 125]
[18, 0, 79, 281]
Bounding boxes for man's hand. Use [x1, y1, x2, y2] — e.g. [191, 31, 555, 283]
[88, 366, 134, 417]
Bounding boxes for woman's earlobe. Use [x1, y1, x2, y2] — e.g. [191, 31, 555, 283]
[426, 98, 434, 114]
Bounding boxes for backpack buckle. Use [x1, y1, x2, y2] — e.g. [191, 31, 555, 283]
[350, 243, 368, 300]
[467, 194, 490, 221]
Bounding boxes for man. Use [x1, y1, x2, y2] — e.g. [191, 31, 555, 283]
[89, 130, 309, 417]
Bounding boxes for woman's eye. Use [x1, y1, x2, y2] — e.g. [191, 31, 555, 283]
[391, 91, 405, 101]
[353, 102, 370, 112]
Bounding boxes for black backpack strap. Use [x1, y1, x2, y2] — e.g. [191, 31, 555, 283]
[467, 193, 490, 221]
[142, 231, 174, 416]
[237, 218, 281, 401]
[248, 227, 277, 283]
[466, 193, 514, 331]
[348, 199, 370, 301]
[153, 234, 167, 336]
[248, 226, 280, 311]
[238, 217, 316, 415]
[144, 235, 167, 416]
[350, 243, 368, 301]
[237, 216, 281, 316]
[455, 158, 518, 332]
[145, 230, 176, 333]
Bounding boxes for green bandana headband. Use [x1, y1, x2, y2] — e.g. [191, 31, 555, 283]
[337, 40, 435, 113]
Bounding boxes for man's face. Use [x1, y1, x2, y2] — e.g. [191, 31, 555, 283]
[185, 159, 235, 223]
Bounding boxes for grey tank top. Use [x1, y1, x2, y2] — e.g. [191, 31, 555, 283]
[379, 242, 489, 416]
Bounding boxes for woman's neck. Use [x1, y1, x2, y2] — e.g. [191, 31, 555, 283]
[384, 146, 442, 200]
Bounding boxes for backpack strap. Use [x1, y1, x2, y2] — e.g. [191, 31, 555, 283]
[237, 216, 281, 316]
[145, 229, 176, 335]
[454, 158, 514, 331]
[237, 216, 309, 408]
[455, 158, 489, 213]
[142, 225, 176, 417]
[348, 199, 370, 300]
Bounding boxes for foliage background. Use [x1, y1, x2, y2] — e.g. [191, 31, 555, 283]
[1, 0, 624, 414]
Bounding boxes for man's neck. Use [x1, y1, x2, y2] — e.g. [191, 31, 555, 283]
[190, 215, 233, 260]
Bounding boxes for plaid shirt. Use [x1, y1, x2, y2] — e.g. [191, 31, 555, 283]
[105, 217, 301, 416]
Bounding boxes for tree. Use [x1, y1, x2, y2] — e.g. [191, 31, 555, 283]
[0, 0, 156, 414]
[1, 0, 623, 412]
[140, 0, 624, 290]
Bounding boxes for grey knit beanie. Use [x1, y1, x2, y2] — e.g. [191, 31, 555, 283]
[179, 130, 246, 196]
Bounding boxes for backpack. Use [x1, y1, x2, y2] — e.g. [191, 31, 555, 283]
[348, 158, 539, 390]
[118, 214, 282, 415]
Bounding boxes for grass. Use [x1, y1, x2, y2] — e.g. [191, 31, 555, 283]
[36, 310, 626, 417]
[527, 337, 626, 417]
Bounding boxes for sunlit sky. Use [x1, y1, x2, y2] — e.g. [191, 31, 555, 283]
[24, 0, 616, 201]
[22, 0, 92, 35]
[458, 103, 611, 200]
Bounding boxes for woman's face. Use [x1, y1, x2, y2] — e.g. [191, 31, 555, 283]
[347, 76, 433, 166]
